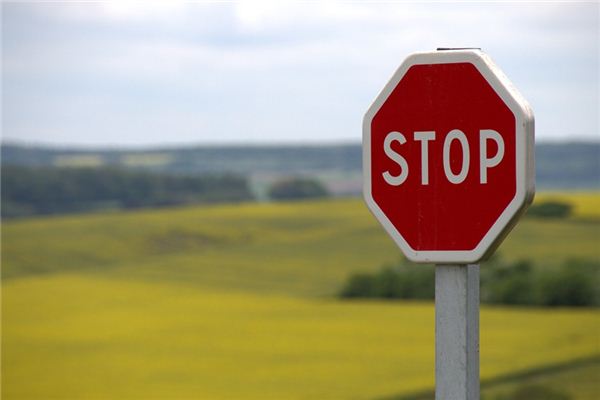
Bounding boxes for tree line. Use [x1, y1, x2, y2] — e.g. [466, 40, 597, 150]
[1, 165, 254, 218]
[1, 166, 331, 218]
[340, 255, 599, 307]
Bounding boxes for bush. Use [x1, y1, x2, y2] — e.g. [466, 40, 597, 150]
[340, 262, 434, 300]
[481, 259, 537, 306]
[268, 177, 329, 201]
[527, 200, 572, 218]
[339, 273, 377, 298]
[394, 266, 435, 300]
[341, 256, 599, 307]
[538, 259, 600, 307]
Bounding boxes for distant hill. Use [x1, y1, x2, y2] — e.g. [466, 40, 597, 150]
[2, 141, 599, 194]
[534, 142, 600, 189]
[0, 143, 361, 174]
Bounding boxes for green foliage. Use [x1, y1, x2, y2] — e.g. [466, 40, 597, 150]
[339, 273, 377, 298]
[527, 201, 573, 218]
[482, 256, 600, 307]
[268, 177, 329, 201]
[481, 258, 538, 306]
[340, 262, 434, 300]
[1, 165, 255, 218]
[537, 259, 600, 307]
[493, 384, 570, 400]
[342, 256, 600, 307]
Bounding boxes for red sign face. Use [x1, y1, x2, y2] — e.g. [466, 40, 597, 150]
[363, 50, 534, 263]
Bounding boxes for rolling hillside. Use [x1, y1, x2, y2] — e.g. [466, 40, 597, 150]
[3, 194, 599, 399]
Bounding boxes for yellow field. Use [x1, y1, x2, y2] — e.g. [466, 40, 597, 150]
[534, 191, 600, 219]
[3, 274, 598, 400]
[2, 192, 600, 399]
[3, 194, 599, 295]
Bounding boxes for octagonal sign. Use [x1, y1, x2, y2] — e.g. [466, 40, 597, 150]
[363, 49, 535, 263]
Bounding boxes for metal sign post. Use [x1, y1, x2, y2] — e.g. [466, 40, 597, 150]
[435, 264, 479, 400]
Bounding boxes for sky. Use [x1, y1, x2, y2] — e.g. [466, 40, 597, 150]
[2, 1, 599, 147]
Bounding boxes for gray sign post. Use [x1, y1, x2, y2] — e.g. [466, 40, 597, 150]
[435, 264, 480, 400]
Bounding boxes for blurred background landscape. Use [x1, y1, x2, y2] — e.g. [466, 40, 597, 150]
[2, 2, 599, 400]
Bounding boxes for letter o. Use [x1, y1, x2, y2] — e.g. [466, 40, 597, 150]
[443, 129, 470, 184]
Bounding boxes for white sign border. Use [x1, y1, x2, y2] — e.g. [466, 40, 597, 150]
[363, 49, 535, 264]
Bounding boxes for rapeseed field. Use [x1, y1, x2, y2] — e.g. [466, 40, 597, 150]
[3, 275, 598, 400]
[2, 193, 599, 399]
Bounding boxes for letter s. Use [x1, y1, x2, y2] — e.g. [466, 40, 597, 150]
[382, 131, 409, 186]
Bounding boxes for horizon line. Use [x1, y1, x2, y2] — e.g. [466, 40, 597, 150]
[2, 137, 599, 152]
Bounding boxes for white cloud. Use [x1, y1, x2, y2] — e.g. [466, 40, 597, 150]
[2, 1, 598, 146]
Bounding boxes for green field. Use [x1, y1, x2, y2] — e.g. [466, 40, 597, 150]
[2, 193, 600, 399]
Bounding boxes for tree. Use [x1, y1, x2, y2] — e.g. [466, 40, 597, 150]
[527, 201, 572, 218]
[538, 259, 599, 307]
[268, 177, 329, 201]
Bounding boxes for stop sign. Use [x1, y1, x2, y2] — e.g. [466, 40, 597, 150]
[363, 50, 534, 263]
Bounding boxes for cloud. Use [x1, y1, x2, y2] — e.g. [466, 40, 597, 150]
[2, 1, 598, 146]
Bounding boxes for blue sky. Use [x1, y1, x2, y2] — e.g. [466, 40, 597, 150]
[2, 1, 598, 147]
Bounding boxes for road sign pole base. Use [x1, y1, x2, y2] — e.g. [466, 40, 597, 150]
[435, 264, 480, 400]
